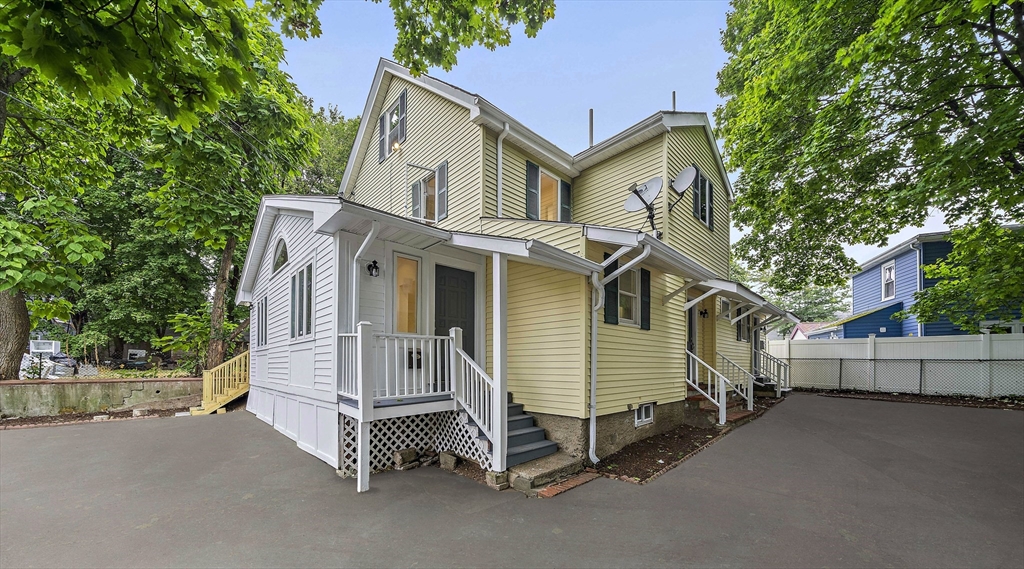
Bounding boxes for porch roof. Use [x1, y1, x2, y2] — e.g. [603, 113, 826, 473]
[582, 225, 718, 282]
[700, 278, 799, 323]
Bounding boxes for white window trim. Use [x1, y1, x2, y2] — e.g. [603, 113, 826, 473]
[289, 258, 315, 343]
[392, 252, 424, 335]
[531, 164, 570, 222]
[719, 298, 731, 321]
[881, 260, 896, 301]
[694, 168, 712, 228]
[384, 99, 401, 159]
[980, 320, 1024, 334]
[255, 296, 268, 349]
[409, 162, 448, 223]
[635, 402, 654, 427]
[618, 267, 640, 327]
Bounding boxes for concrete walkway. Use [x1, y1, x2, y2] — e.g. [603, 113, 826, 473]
[1, 393, 1021, 568]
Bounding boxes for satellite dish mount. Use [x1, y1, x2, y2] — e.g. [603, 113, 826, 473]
[623, 177, 664, 238]
[668, 166, 697, 212]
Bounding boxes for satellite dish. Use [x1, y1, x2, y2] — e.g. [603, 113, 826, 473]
[623, 177, 663, 212]
[671, 166, 697, 195]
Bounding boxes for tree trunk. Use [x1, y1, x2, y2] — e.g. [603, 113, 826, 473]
[0, 290, 30, 380]
[206, 235, 238, 370]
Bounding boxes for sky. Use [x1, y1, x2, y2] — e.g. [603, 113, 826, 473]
[280, 0, 948, 265]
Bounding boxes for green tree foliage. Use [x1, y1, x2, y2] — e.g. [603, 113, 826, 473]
[901, 224, 1024, 333]
[71, 156, 212, 345]
[152, 306, 240, 376]
[286, 102, 360, 195]
[717, 0, 1023, 328]
[731, 254, 848, 335]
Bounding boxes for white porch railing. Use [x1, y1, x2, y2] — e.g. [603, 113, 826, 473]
[453, 345, 494, 441]
[755, 349, 791, 397]
[716, 352, 754, 411]
[338, 333, 358, 399]
[372, 333, 453, 400]
[686, 350, 735, 425]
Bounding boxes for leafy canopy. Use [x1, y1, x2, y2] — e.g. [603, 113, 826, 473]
[717, 0, 1023, 327]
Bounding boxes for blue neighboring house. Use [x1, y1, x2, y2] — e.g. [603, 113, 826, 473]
[808, 229, 1022, 339]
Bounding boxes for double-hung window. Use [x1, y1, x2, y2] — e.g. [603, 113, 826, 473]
[526, 161, 571, 222]
[881, 261, 896, 301]
[735, 306, 751, 343]
[255, 297, 268, 347]
[618, 268, 640, 326]
[692, 166, 714, 230]
[410, 161, 448, 222]
[378, 90, 407, 162]
[290, 261, 314, 339]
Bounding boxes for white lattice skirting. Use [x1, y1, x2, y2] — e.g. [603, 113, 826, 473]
[339, 410, 493, 477]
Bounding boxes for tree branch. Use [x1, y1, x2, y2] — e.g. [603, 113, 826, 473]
[988, 6, 1024, 89]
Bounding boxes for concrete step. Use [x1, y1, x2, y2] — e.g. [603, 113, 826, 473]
[725, 409, 756, 425]
[506, 440, 558, 468]
[508, 450, 582, 491]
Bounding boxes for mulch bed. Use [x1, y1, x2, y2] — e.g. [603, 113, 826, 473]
[0, 407, 193, 429]
[597, 424, 723, 484]
[795, 388, 1024, 410]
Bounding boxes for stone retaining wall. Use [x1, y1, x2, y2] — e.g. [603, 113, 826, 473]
[0, 378, 203, 417]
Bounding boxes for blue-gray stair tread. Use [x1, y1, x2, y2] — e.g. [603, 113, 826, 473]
[507, 414, 534, 430]
[507, 402, 525, 416]
[506, 440, 558, 468]
[508, 426, 546, 446]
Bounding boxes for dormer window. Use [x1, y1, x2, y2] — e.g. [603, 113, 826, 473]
[881, 261, 896, 300]
[692, 166, 714, 230]
[410, 161, 448, 222]
[526, 161, 571, 222]
[273, 239, 288, 273]
[378, 90, 407, 162]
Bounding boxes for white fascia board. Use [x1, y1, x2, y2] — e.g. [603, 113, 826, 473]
[449, 233, 601, 275]
[474, 99, 578, 178]
[338, 59, 481, 198]
[572, 112, 667, 171]
[449, 233, 531, 256]
[583, 225, 642, 248]
[640, 234, 718, 281]
[315, 198, 451, 242]
[663, 112, 734, 202]
[524, 239, 602, 275]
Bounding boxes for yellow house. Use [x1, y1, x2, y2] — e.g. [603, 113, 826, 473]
[234, 59, 795, 492]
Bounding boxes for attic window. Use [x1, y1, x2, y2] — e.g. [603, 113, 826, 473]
[692, 166, 714, 230]
[378, 90, 407, 162]
[273, 239, 288, 273]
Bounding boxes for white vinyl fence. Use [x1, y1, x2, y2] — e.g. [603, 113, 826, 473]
[768, 334, 1024, 397]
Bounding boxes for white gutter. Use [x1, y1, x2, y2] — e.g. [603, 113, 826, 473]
[588, 244, 651, 465]
[351, 221, 379, 331]
[496, 122, 509, 217]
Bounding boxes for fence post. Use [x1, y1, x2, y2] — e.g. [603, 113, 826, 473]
[450, 327, 463, 403]
[919, 359, 925, 395]
[868, 334, 877, 392]
[981, 331, 993, 397]
[838, 358, 843, 390]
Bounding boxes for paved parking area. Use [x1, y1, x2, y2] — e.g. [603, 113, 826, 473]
[1, 393, 1022, 568]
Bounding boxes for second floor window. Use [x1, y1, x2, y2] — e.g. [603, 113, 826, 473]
[736, 306, 751, 343]
[410, 161, 448, 222]
[618, 267, 640, 325]
[881, 261, 896, 300]
[692, 167, 714, 230]
[378, 90, 407, 162]
[526, 161, 571, 222]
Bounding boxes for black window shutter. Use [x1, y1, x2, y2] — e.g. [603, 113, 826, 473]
[707, 180, 714, 231]
[378, 115, 386, 163]
[736, 307, 743, 341]
[560, 180, 572, 222]
[526, 161, 540, 220]
[640, 268, 651, 330]
[603, 253, 618, 325]
[692, 167, 701, 219]
[398, 90, 407, 143]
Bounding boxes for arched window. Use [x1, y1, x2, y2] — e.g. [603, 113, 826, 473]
[273, 239, 288, 273]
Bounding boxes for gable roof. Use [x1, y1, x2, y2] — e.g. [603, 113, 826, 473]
[338, 59, 731, 199]
[813, 301, 903, 334]
[790, 322, 827, 339]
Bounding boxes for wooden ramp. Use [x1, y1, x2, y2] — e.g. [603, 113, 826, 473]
[191, 351, 250, 415]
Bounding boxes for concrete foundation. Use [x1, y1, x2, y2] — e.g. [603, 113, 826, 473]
[530, 399, 708, 463]
[0, 378, 203, 418]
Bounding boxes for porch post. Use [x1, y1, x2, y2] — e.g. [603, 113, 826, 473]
[450, 327, 463, 402]
[492, 252, 508, 472]
[356, 320, 373, 492]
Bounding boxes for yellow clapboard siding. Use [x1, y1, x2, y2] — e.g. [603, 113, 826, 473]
[664, 127, 731, 277]
[349, 77, 482, 232]
[572, 137, 665, 229]
[716, 297, 754, 371]
[477, 219, 583, 255]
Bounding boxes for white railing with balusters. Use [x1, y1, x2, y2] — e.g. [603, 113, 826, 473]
[453, 346, 494, 441]
[716, 352, 754, 411]
[338, 333, 359, 399]
[755, 349, 791, 397]
[372, 333, 453, 400]
[686, 350, 731, 424]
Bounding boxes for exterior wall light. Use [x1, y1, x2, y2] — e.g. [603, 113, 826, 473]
[366, 260, 380, 277]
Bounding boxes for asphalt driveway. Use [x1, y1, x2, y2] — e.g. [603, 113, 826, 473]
[1, 393, 1021, 568]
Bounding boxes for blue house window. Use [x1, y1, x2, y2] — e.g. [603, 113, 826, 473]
[881, 261, 896, 301]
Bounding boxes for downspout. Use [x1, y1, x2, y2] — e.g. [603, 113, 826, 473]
[496, 122, 510, 217]
[588, 244, 652, 465]
[352, 220, 380, 331]
[912, 242, 923, 337]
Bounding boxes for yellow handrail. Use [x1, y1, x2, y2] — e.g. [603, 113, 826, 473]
[201, 351, 250, 408]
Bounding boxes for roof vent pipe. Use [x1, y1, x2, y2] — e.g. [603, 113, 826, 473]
[672, 91, 676, 112]
[496, 122, 510, 217]
[589, 109, 594, 148]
